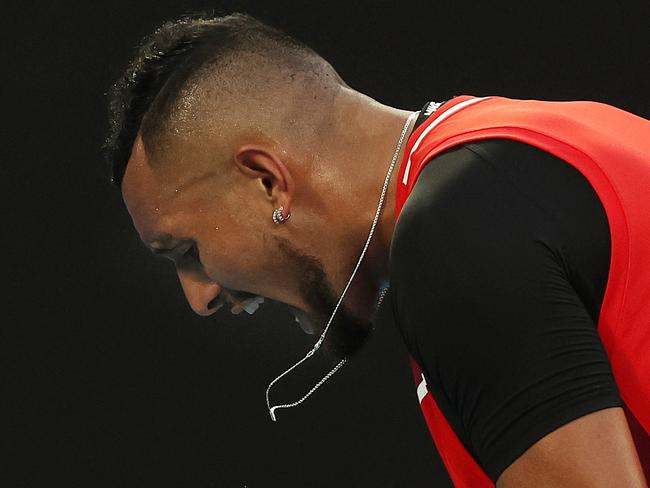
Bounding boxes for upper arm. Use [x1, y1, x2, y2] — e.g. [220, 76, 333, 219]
[390, 139, 643, 482]
[497, 407, 647, 487]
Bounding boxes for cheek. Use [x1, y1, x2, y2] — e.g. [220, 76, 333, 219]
[193, 204, 296, 296]
[198, 223, 268, 286]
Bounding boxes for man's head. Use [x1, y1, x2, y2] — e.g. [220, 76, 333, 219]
[104, 13, 389, 360]
[105, 13, 349, 187]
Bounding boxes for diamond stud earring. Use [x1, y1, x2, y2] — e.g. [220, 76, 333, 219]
[272, 206, 291, 224]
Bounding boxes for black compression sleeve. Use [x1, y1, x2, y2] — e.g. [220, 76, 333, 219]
[389, 138, 623, 481]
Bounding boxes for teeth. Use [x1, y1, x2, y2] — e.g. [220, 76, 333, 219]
[242, 296, 265, 315]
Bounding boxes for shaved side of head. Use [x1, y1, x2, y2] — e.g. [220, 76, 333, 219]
[104, 12, 351, 184]
[143, 48, 342, 173]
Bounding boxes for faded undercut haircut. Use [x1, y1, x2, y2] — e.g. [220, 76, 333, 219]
[103, 12, 349, 186]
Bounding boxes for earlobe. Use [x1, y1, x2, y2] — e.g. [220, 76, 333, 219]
[233, 143, 294, 208]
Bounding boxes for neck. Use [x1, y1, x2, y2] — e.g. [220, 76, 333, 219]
[372, 107, 417, 284]
[327, 89, 418, 291]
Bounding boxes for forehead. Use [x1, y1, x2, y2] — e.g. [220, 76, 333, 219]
[121, 135, 177, 241]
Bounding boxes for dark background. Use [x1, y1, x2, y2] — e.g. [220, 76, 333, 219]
[3, 1, 648, 487]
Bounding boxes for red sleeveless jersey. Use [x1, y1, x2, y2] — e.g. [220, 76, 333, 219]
[395, 95, 650, 486]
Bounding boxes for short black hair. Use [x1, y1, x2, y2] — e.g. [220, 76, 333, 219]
[103, 12, 342, 186]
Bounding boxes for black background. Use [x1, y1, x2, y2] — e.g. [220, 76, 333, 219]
[3, 1, 648, 487]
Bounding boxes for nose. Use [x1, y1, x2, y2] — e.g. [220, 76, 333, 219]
[176, 267, 223, 316]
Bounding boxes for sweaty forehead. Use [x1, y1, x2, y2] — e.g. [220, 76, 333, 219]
[123, 136, 162, 203]
[121, 135, 177, 241]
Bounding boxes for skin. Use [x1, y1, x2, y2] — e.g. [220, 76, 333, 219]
[122, 86, 412, 354]
[121, 84, 647, 484]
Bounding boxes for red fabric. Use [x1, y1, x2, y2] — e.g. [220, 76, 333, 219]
[410, 359, 494, 487]
[396, 95, 650, 486]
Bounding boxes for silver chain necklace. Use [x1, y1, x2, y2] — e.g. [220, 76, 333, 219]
[266, 110, 419, 421]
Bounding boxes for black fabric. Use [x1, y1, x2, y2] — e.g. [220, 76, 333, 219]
[389, 135, 623, 481]
[413, 100, 445, 128]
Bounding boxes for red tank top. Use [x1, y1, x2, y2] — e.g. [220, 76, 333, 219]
[395, 95, 650, 486]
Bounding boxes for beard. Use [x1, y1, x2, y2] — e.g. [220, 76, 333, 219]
[274, 237, 373, 363]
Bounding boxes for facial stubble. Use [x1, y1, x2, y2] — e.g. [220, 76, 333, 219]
[274, 237, 373, 363]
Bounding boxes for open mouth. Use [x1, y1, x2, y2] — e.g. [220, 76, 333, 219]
[227, 290, 265, 315]
[236, 296, 265, 314]
[226, 290, 319, 335]
[291, 308, 319, 335]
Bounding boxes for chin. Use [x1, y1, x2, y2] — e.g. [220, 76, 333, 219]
[288, 304, 373, 363]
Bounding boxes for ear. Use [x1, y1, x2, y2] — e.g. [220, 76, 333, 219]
[233, 144, 295, 209]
